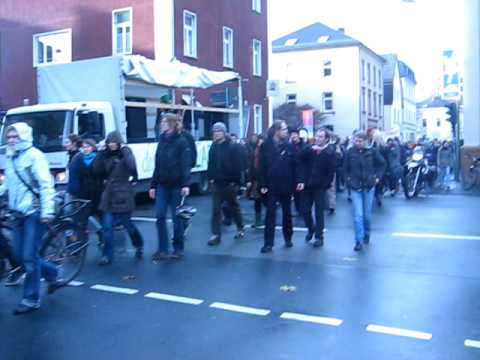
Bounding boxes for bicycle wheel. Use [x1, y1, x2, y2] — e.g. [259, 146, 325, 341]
[40, 222, 88, 285]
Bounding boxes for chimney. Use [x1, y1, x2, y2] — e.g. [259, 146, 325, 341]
[338, 28, 345, 34]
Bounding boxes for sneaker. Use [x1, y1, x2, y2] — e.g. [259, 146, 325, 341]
[135, 247, 144, 259]
[305, 231, 314, 243]
[169, 251, 184, 259]
[234, 229, 245, 240]
[97, 256, 112, 266]
[285, 239, 293, 248]
[363, 235, 370, 245]
[5, 268, 25, 287]
[207, 235, 221, 246]
[152, 251, 169, 262]
[313, 238, 324, 248]
[13, 303, 40, 316]
[260, 246, 273, 254]
[354, 242, 363, 251]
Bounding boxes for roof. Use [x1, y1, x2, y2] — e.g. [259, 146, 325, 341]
[272, 22, 385, 63]
[398, 60, 417, 84]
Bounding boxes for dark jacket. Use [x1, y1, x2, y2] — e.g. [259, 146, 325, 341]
[94, 133, 137, 213]
[207, 139, 244, 187]
[151, 131, 191, 189]
[299, 144, 336, 190]
[343, 146, 386, 191]
[68, 152, 102, 213]
[181, 130, 197, 168]
[386, 145, 402, 173]
[259, 138, 297, 195]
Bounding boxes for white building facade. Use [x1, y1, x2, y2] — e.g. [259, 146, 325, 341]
[270, 23, 384, 139]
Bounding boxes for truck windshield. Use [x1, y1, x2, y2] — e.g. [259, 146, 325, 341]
[2, 110, 73, 152]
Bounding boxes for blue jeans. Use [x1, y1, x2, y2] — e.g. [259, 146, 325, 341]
[102, 212, 143, 261]
[13, 212, 58, 307]
[351, 188, 375, 244]
[155, 185, 184, 253]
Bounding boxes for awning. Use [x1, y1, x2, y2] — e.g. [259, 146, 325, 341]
[122, 55, 239, 89]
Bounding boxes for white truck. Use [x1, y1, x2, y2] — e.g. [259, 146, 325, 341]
[0, 55, 241, 193]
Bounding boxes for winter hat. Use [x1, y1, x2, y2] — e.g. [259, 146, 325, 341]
[212, 122, 227, 133]
[105, 131, 124, 144]
[83, 138, 97, 149]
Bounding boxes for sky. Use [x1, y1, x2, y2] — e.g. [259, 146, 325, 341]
[268, 0, 465, 101]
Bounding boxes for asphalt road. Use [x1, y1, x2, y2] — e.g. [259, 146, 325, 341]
[1, 190, 479, 360]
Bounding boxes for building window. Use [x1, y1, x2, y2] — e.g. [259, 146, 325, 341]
[286, 94, 297, 104]
[373, 92, 377, 117]
[367, 63, 371, 84]
[368, 90, 372, 115]
[252, 0, 261, 13]
[361, 87, 366, 113]
[373, 66, 377, 87]
[378, 94, 382, 117]
[378, 70, 382, 89]
[322, 92, 334, 112]
[361, 59, 365, 81]
[33, 29, 72, 67]
[223, 27, 233, 68]
[112, 8, 133, 55]
[183, 10, 197, 58]
[252, 39, 262, 76]
[254, 104, 262, 134]
[323, 60, 332, 77]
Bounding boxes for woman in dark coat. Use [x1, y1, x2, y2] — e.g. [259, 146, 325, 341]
[93, 131, 144, 265]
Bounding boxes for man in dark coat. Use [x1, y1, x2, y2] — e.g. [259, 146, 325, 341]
[259, 120, 300, 253]
[298, 128, 336, 247]
[344, 131, 386, 251]
[93, 131, 143, 265]
[149, 114, 191, 260]
[207, 122, 245, 246]
[290, 129, 306, 216]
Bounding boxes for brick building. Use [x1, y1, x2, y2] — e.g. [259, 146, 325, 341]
[0, 0, 269, 136]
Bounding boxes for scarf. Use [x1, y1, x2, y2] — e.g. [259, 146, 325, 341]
[83, 152, 97, 167]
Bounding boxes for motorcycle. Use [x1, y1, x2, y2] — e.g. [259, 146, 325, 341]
[403, 147, 431, 199]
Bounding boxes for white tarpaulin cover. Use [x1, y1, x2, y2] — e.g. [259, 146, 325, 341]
[122, 55, 239, 89]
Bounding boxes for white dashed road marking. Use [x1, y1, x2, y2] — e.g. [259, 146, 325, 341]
[90, 284, 139, 295]
[465, 339, 480, 349]
[68, 281, 84, 287]
[366, 324, 432, 340]
[392, 232, 480, 241]
[280, 312, 343, 326]
[145, 292, 204, 305]
[209, 302, 271, 316]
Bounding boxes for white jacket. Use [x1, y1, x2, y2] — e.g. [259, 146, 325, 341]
[0, 123, 55, 218]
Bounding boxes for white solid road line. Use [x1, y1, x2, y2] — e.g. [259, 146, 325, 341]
[209, 302, 271, 316]
[145, 292, 204, 305]
[68, 281, 84, 287]
[392, 232, 480, 241]
[366, 324, 432, 340]
[465, 339, 480, 349]
[280, 312, 343, 326]
[91, 284, 139, 295]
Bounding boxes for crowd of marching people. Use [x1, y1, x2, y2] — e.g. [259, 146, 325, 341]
[0, 114, 456, 314]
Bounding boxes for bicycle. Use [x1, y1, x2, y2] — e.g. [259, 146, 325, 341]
[462, 155, 480, 191]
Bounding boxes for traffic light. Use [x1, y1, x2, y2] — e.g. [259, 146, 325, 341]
[446, 102, 458, 127]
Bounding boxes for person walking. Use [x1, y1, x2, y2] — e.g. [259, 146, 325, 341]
[298, 128, 336, 247]
[65, 134, 82, 164]
[246, 134, 265, 228]
[207, 122, 245, 246]
[437, 140, 454, 190]
[67, 138, 103, 241]
[0, 123, 61, 315]
[325, 135, 343, 214]
[259, 120, 299, 253]
[149, 114, 191, 260]
[94, 131, 144, 265]
[344, 131, 386, 251]
[290, 129, 306, 216]
[385, 138, 403, 195]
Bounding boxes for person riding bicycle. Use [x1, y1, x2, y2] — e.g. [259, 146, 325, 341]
[0, 122, 61, 315]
